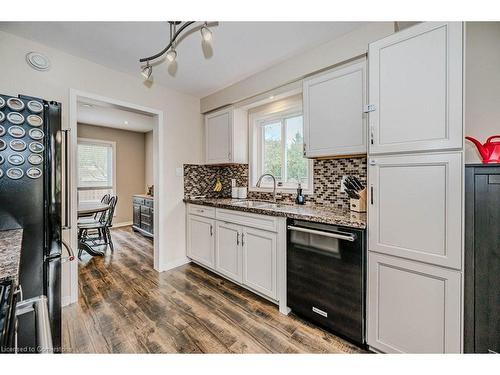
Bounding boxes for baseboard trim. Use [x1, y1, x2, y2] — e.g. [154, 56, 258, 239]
[161, 257, 191, 272]
[113, 221, 133, 228]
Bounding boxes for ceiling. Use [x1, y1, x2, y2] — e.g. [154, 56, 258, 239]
[0, 21, 367, 97]
[77, 97, 155, 132]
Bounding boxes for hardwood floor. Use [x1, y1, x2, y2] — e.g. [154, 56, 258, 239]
[63, 226, 364, 353]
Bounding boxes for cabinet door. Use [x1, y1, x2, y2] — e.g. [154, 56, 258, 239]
[241, 227, 277, 300]
[133, 204, 141, 227]
[187, 215, 215, 269]
[368, 22, 463, 154]
[206, 109, 232, 164]
[367, 252, 462, 353]
[303, 59, 366, 157]
[215, 222, 242, 283]
[368, 152, 462, 269]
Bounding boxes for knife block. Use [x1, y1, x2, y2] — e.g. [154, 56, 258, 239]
[350, 188, 367, 213]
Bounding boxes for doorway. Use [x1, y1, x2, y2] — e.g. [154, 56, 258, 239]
[64, 90, 164, 305]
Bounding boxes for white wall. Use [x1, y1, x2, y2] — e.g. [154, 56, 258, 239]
[200, 22, 395, 113]
[465, 22, 500, 163]
[0, 30, 203, 299]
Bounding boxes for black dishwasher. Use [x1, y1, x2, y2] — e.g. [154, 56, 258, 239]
[287, 219, 366, 346]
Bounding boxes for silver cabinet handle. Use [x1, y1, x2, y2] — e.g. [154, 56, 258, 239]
[241, 233, 245, 246]
[287, 225, 356, 242]
[370, 185, 374, 205]
[16, 295, 53, 353]
[236, 232, 240, 246]
[209, 224, 213, 237]
[62, 129, 71, 230]
[61, 239, 75, 263]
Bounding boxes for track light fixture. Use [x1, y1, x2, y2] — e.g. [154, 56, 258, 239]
[140, 62, 152, 80]
[139, 21, 218, 79]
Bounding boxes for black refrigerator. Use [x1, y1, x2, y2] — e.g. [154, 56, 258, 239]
[0, 93, 68, 353]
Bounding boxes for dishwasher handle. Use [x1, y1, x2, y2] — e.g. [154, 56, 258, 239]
[287, 225, 356, 242]
[16, 295, 53, 353]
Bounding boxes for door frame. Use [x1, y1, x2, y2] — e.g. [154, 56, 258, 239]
[65, 89, 164, 305]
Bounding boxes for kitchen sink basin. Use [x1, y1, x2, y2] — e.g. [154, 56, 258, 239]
[231, 200, 281, 209]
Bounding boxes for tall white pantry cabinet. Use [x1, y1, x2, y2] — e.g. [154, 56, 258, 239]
[366, 22, 464, 353]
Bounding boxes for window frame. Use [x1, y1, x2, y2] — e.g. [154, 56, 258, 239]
[77, 137, 116, 200]
[249, 103, 313, 195]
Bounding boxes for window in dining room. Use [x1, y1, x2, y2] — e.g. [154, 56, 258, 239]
[77, 138, 115, 203]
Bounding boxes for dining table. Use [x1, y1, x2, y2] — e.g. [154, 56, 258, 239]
[77, 201, 110, 217]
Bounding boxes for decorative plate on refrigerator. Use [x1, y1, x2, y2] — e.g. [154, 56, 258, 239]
[0, 139, 6, 151]
[26, 167, 42, 179]
[9, 139, 27, 152]
[0, 155, 4, 164]
[0, 112, 5, 123]
[29, 141, 44, 153]
[28, 128, 44, 140]
[0, 169, 3, 178]
[28, 153, 43, 165]
[7, 112, 25, 125]
[27, 100, 43, 114]
[27, 114, 43, 127]
[6, 98, 25, 111]
[0, 97, 5, 109]
[6, 167, 24, 180]
[0, 125, 5, 136]
[8, 154, 25, 166]
[8, 126, 26, 138]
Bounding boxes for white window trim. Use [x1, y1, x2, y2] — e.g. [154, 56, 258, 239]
[77, 137, 116, 197]
[248, 100, 313, 195]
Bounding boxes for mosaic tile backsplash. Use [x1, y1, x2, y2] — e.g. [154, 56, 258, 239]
[184, 157, 367, 210]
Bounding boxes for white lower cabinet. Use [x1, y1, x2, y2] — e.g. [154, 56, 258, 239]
[242, 227, 277, 300]
[186, 215, 215, 268]
[215, 221, 242, 283]
[367, 252, 462, 353]
[187, 205, 281, 303]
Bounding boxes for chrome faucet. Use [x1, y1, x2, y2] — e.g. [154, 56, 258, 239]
[256, 173, 277, 202]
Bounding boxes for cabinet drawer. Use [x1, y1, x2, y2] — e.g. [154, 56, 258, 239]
[216, 208, 278, 232]
[144, 198, 153, 208]
[188, 204, 216, 218]
[140, 205, 150, 215]
[133, 197, 145, 205]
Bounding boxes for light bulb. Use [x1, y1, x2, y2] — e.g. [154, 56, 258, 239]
[141, 64, 152, 80]
[201, 25, 212, 42]
[166, 49, 177, 63]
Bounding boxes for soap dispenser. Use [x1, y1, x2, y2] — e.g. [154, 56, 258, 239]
[295, 183, 305, 205]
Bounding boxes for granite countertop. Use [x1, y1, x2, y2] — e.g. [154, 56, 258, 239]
[134, 194, 154, 199]
[184, 198, 366, 229]
[0, 229, 23, 283]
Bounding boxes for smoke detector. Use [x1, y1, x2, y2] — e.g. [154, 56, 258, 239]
[26, 52, 51, 71]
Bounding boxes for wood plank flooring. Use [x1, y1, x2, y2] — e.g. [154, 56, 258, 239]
[62, 226, 364, 353]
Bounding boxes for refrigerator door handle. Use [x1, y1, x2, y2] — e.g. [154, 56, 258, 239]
[16, 295, 54, 353]
[62, 129, 71, 230]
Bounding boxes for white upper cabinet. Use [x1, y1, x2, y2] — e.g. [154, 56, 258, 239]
[368, 22, 463, 154]
[303, 59, 367, 158]
[205, 106, 248, 164]
[368, 152, 463, 269]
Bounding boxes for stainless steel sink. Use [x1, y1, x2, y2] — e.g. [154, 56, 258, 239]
[231, 200, 279, 209]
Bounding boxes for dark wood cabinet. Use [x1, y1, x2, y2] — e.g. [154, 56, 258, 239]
[465, 164, 500, 354]
[132, 195, 154, 237]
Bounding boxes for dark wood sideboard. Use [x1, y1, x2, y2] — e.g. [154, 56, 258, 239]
[132, 195, 154, 237]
